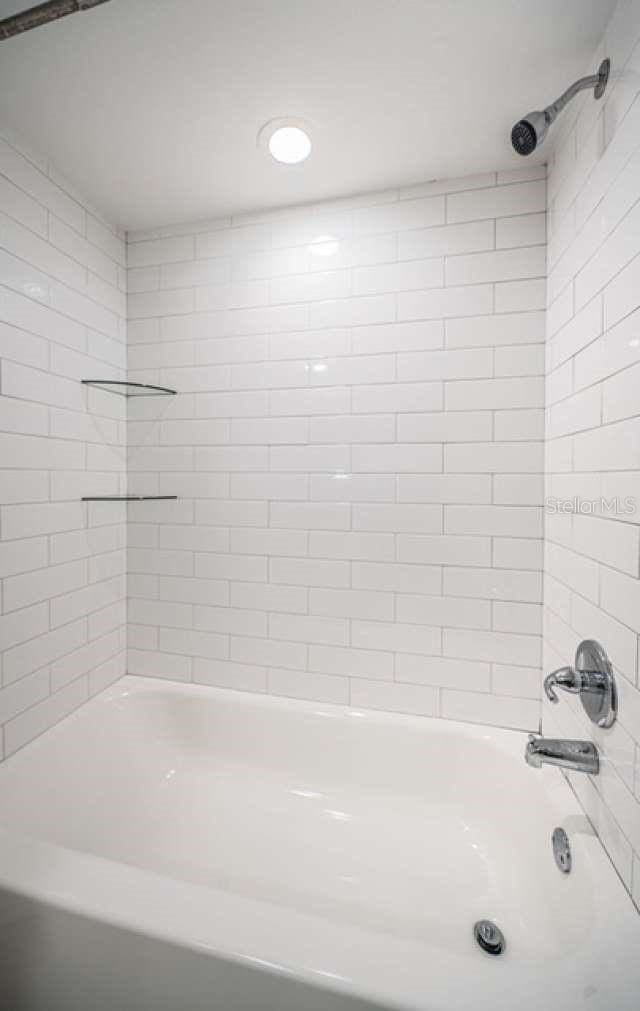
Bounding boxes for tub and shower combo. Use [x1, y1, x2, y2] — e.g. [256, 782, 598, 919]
[1, 2, 640, 1009]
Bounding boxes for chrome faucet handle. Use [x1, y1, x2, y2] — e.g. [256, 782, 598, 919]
[542, 641, 617, 728]
[544, 666, 582, 703]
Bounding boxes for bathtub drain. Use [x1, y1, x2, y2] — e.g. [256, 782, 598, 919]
[473, 920, 505, 956]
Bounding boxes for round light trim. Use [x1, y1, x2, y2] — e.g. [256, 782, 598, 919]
[259, 118, 312, 165]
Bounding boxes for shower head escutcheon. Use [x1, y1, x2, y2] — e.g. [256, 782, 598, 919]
[511, 58, 610, 156]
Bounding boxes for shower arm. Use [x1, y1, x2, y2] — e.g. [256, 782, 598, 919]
[544, 61, 610, 125]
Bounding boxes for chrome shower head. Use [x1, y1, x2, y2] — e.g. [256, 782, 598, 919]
[511, 59, 610, 156]
[511, 110, 549, 156]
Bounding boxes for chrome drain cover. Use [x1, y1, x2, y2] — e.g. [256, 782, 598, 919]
[474, 919, 505, 956]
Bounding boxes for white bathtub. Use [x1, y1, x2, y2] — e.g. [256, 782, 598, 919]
[0, 676, 638, 1010]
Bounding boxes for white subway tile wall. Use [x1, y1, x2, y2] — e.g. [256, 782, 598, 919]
[543, 0, 640, 910]
[0, 128, 127, 759]
[126, 166, 546, 732]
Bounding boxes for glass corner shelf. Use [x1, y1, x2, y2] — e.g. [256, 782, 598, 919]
[82, 380, 177, 397]
[81, 495, 178, 502]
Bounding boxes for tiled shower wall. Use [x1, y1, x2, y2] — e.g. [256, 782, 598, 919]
[126, 167, 546, 729]
[543, 0, 640, 909]
[0, 128, 127, 760]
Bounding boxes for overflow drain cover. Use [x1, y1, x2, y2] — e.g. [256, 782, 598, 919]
[474, 919, 505, 956]
[552, 827, 572, 874]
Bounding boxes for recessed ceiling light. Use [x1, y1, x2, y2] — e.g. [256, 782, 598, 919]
[268, 126, 311, 164]
[258, 118, 312, 165]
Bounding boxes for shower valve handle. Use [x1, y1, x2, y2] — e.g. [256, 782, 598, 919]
[542, 641, 617, 729]
[544, 666, 582, 703]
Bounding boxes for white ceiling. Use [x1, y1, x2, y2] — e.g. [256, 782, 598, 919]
[0, 0, 616, 230]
